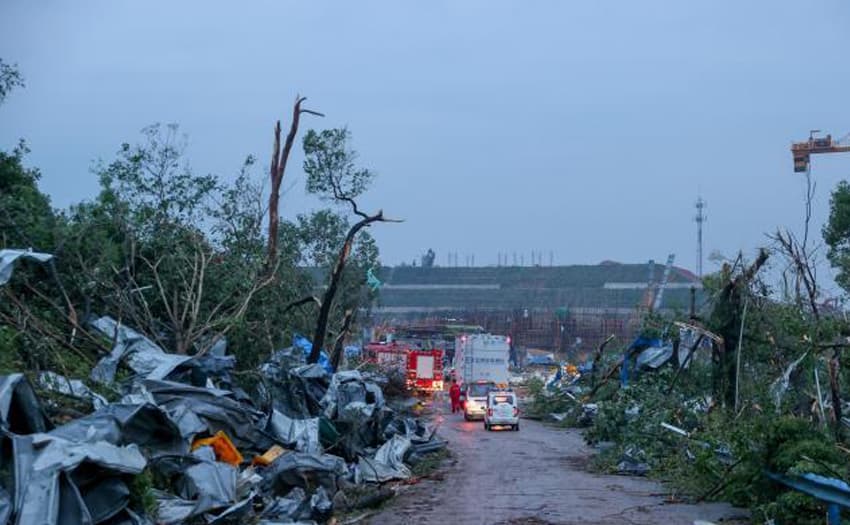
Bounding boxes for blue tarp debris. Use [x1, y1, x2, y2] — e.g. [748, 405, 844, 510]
[621, 337, 665, 386]
[293, 335, 334, 373]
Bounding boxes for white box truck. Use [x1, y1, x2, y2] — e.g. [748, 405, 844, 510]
[453, 334, 511, 420]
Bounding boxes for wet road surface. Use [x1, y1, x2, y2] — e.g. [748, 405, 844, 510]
[365, 400, 747, 525]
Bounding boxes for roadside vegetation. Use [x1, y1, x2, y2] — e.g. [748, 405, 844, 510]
[528, 211, 850, 523]
[1, 61, 389, 382]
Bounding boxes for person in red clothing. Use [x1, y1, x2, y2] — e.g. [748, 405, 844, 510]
[449, 381, 462, 414]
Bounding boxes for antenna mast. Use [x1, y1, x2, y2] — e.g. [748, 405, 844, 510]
[695, 197, 707, 279]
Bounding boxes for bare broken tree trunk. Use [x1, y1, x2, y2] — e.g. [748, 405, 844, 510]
[330, 308, 356, 370]
[829, 350, 843, 440]
[309, 211, 387, 365]
[712, 249, 768, 408]
[589, 334, 615, 387]
[266, 97, 323, 266]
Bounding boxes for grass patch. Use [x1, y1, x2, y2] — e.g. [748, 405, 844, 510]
[129, 468, 158, 519]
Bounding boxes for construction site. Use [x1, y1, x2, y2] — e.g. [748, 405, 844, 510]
[370, 260, 702, 354]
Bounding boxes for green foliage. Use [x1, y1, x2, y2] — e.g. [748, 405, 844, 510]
[303, 128, 375, 202]
[552, 349, 848, 524]
[0, 121, 382, 373]
[0, 326, 24, 374]
[0, 59, 24, 105]
[523, 376, 569, 419]
[128, 469, 158, 519]
[97, 123, 220, 239]
[824, 180, 850, 293]
[760, 491, 824, 525]
[300, 127, 384, 355]
[0, 141, 55, 249]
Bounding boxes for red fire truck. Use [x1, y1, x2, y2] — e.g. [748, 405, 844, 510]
[364, 342, 444, 394]
[406, 348, 444, 393]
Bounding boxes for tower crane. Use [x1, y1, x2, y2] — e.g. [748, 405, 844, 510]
[791, 130, 850, 172]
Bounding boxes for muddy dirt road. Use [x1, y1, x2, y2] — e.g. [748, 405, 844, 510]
[366, 401, 747, 525]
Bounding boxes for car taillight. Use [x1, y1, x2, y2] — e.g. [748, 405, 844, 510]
[513, 407, 519, 417]
[487, 408, 493, 417]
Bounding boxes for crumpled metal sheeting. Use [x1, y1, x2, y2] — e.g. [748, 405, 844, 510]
[381, 414, 432, 444]
[268, 411, 321, 454]
[148, 449, 239, 524]
[141, 379, 274, 453]
[355, 435, 412, 483]
[405, 439, 448, 465]
[48, 403, 186, 456]
[204, 493, 255, 524]
[79, 476, 131, 523]
[183, 447, 237, 511]
[635, 344, 674, 370]
[261, 347, 305, 376]
[256, 486, 331, 524]
[0, 249, 53, 286]
[94, 508, 153, 525]
[153, 489, 200, 525]
[259, 488, 311, 522]
[355, 456, 407, 484]
[264, 363, 330, 420]
[0, 486, 11, 525]
[163, 353, 237, 390]
[256, 522, 318, 525]
[0, 349, 445, 524]
[321, 370, 384, 423]
[260, 452, 348, 497]
[309, 487, 332, 521]
[37, 371, 109, 411]
[0, 374, 52, 435]
[331, 416, 385, 462]
[89, 316, 192, 385]
[10, 432, 146, 525]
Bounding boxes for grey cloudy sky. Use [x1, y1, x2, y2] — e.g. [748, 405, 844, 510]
[2, 1, 850, 275]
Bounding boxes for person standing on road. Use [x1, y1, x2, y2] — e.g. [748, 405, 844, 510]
[449, 381, 461, 413]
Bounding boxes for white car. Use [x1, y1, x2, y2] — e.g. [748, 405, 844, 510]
[483, 390, 519, 431]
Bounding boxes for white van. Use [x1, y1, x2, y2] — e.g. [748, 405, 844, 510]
[483, 390, 519, 431]
[462, 380, 495, 421]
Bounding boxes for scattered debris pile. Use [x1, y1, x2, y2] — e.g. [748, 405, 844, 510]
[0, 317, 446, 525]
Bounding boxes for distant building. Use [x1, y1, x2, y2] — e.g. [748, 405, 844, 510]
[367, 262, 703, 354]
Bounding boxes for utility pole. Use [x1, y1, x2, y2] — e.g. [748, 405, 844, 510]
[695, 197, 707, 279]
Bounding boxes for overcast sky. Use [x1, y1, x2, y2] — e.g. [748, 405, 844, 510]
[2, 1, 850, 278]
